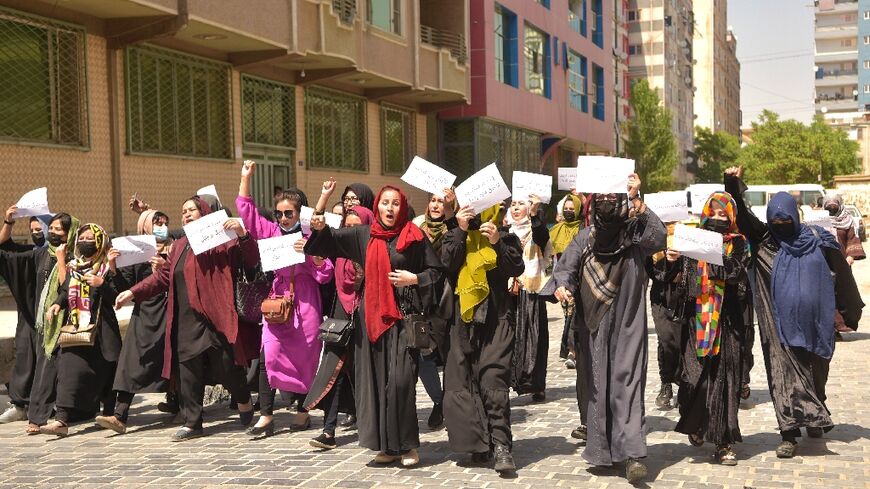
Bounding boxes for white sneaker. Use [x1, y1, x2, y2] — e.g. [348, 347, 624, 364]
[0, 403, 27, 423]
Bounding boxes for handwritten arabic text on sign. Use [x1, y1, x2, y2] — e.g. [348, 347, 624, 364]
[672, 224, 724, 266]
[455, 162, 512, 214]
[574, 156, 635, 194]
[400, 156, 457, 198]
[644, 191, 691, 223]
[184, 210, 237, 255]
[512, 171, 553, 204]
[13, 187, 51, 218]
[557, 168, 577, 191]
[257, 232, 306, 272]
[111, 235, 158, 268]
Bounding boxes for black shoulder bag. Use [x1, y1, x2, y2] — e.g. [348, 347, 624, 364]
[401, 287, 434, 351]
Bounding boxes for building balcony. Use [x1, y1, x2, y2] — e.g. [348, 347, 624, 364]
[815, 71, 858, 87]
[815, 49, 860, 63]
[814, 25, 857, 40]
[816, 0, 859, 13]
[816, 97, 859, 113]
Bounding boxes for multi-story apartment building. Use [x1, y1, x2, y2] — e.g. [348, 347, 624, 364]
[0, 0, 469, 235]
[626, 0, 695, 185]
[436, 0, 615, 186]
[614, 0, 631, 154]
[815, 0, 870, 174]
[692, 0, 740, 137]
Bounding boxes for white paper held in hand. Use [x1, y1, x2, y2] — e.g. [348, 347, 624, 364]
[574, 156, 635, 194]
[671, 223, 724, 266]
[111, 235, 158, 268]
[512, 171, 553, 204]
[300, 206, 341, 234]
[644, 191, 691, 223]
[557, 168, 577, 191]
[13, 187, 51, 218]
[184, 209, 237, 255]
[400, 156, 457, 198]
[197, 184, 221, 206]
[257, 232, 306, 272]
[455, 162, 512, 214]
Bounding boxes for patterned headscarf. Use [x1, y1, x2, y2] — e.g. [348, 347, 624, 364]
[35, 213, 81, 354]
[823, 193, 854, 231]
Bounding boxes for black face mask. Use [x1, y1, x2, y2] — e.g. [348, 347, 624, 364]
[47, 233, 65, 248]
[563, 211, 577, 222]
[770, 222, 796, 239]
[705, 218, 731, 234]
[77, 240, 98, 258]
[31, 232, 46, 247]
[595, 200, 619, 223]
[826, 206, 839, 216]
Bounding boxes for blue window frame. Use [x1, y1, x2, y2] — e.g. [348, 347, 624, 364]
[592, 63, 604, 120]
[591, 0, 603, 48]
[534, 0, 551, 8]
[568, 50, 587, 113]
[495, 4, 519, 87]
[569, 0, 587, 37]
[524, 23, 551, 99]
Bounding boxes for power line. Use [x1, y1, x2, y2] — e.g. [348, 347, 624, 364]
[741, 52, 814, 64]
[742, 81, 813, 105]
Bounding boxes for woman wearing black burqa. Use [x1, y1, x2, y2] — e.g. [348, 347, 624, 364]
[553, 174, 666, 483]
[304, 185, 444, 467]
[441, 203, 524, 473]
[723, 167, 863, 458]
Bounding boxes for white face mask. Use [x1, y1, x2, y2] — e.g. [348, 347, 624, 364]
[152, 225, 169, 242]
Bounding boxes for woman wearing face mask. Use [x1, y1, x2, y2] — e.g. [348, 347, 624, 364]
[39, 224, 123, 437]
[304, 205, 373, 449]
[237, 161, 334, 435]
[822, 194, 865, 335]
[0, 206, 48, 250]
[92, 210, 174, 434]
[304, 186, 444, 467]
[508, 194, 553, 403]
[550, 194, 584, 371]
[666, 192, 751, 465]
[0, 211, 78, 430]
[723, 168, 863, 458]
[552, 174, 666, 483]
[115, 196, 259, 441]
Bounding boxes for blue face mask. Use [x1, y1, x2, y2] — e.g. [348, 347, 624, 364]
[152, 225, 169, 242]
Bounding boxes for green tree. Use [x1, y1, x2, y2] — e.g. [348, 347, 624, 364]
[737, 110, 860, 185]
[693, 126, 741, 183]
[622, 79, 677, 192]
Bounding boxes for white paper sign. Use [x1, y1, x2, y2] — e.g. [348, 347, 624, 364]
[197, 184, 221, 206]
[804, 210, 835, 235]
[558, 168, 577, 191]
[13, 187, 51, 218]
[324, 212, 343, 229]
[455, 163, 512, 214]
[300, 206, 342, 233]
[512, 171, 553, 204]
[575, 156, 635, 194]
[644, 191, 691, 223]
[111, 235, 157, 268]
[400, 156, 457, 198]
[184, 209, 237, 255]
[688, 184, 725, 214]
[672, 223, 724, 266]
[257, 232, 306, 272]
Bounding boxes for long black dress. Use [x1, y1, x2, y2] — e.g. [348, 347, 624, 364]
[0, 244, 60, 424]
[304, 225, 444, 454]
[441, 227, 525, 454]
[725, 174, 863, 437]
[673, 238, 751, 445]
[646, 255, 686, 387]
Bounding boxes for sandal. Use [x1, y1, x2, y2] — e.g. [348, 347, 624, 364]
[716, 445, 737, 466]
[740, 383, 751, 400]
[25, 423, 40, 435]
[688, 432, 704, 447]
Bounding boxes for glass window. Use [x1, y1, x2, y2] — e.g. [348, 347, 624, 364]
[305, 87, 367, 171]
[591, 0, 603, 47]
[524, 23, 550, 97]
[534, 0, 550, 7]
[242, 76, 295, 149]
[495, 6, 505, 83]
[126, 45, 232, 159]
[569, 0, 587, 36]
[0, 8, 88, 146]
[494, 5, 518, 87]
[380, 104, 415, 175]
[592, 63, 605, 120]
[567, 50, 587, 112]
[369, 0, 400, 35]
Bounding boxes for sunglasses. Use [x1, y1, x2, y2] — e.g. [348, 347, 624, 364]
[343, 196, 360, 204]
[273, 210, 296, 219]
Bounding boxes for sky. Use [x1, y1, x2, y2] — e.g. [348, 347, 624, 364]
[728, 0, 816, 126]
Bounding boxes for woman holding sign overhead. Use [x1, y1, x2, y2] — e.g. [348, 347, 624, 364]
[115, 196, 259, 442]
[667, 192, 751, 465]
[304, 185, 444, 467]
[552, 174, 666, 483]
[237, 161, 334, 437]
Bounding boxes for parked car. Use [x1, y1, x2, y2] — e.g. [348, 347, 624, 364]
[844, 204, 866, 242]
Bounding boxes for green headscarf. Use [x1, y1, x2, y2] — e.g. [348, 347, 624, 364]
[35, 214, 80, 355]
[549, 194, 583, 254]
[455, 204, 501, 324]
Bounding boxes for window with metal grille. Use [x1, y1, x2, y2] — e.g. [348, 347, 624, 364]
[125, 45, 232, 159]
[0, 8, 88, 146]
[441, 119, 476, 181]
[305, 87, 367, 171]
[242, 75, 295, 149]
[380, 104, 415, 175]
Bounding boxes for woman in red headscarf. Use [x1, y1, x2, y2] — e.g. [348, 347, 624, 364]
[305, 186, 444, 467]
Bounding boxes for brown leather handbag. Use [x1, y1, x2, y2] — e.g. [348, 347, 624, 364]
[58, 304, 101, 348]
[260, 266, 295, 324]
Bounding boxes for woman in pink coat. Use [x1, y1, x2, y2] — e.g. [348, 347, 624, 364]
[237, 161, 334, 436]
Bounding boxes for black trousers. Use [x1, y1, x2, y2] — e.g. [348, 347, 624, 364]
[8, 323, 38, 407]
[651, 303, 682, 384]
[573, 330, 589, 426]
[179, 346, 251, 430]
[256, 349, 306, 416]
[321, 374, 346, 436]
[113, 391, 135, 423]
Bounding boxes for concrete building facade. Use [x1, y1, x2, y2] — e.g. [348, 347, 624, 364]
[692, 0, 740, 137]
[626, 0, 695, 185]
[437, 0, 615, 185]
[0, 0, 469, 236]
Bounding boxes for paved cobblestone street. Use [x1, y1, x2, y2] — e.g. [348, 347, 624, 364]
[0, 261, 868, 489]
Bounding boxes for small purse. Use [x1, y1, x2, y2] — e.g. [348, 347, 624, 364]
[400, 288, 434, 350]
[58, 304, 101, 349]
[235, 263, 274, 324]
[509, 277, 523, 296]
[260, 267, 295, 324]
[318, 316, 354, 347]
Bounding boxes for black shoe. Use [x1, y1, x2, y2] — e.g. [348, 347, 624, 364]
[806, 427, 824, 438]
[531, 392, 546, 403]
[570, 425, 587, 440]
[309, 432, 337, 450]
[493, 445, 516, 473]
[239, 408, 255, 427]
[625, 458, 648, 483]
[157, 395, 179, 414]
[428, 403, 444, 430]
[171, 427, 204, 442]
[339, 414, 357, 430]
[776, 439, 797, 458]
[655, 383, 673, 410]
[245, 420, 275, 437]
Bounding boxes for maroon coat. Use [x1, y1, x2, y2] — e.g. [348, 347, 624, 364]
[131, 234, 261, 379]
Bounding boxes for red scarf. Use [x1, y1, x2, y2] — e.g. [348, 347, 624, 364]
[364, 186, 424, 343]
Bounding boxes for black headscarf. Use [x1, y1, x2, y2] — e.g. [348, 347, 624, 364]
[342, 183, 375, 212]
[591, 193, 636, 257]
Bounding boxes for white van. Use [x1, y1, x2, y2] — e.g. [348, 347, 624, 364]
[744, 184, 826, 222]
